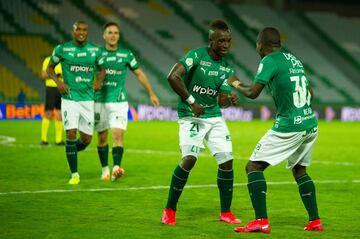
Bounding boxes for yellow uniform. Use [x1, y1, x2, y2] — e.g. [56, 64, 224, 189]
[42, 56, 62, 87]
[40, 56, 64, 145]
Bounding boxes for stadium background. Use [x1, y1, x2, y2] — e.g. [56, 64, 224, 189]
[0, 0, 359, 121]
[1, 1, 360, 239]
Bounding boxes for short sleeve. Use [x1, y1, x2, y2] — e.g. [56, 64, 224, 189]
[127, 51, 139, 70]
[42, 57, 50, 72]
[178, 49, 201, 73]
[254, 56, 277, 85]
[50, 45, 62, 65]
[219, 65, 235, 93]
[95, 48, 105, 67]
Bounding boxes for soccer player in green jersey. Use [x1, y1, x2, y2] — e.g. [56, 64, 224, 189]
[95, 22, 160, 181]
[47, 21, 105, 185]
[229, 27, 323, 233]
[161, 19, 241, 225]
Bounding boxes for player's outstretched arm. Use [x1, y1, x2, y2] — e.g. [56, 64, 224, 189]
[133, 68, 160, 106]
[227, 76, 264, 99]
[47, 62, 68, 95]
[218, 93, 238, 108]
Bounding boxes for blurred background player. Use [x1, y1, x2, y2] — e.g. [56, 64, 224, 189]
[47, 21, 105, 184]
[161, 19, 240, 225]
[95, 22, 160, 181]
[230, 27, 323, 234]
[40, 56, 64, 146]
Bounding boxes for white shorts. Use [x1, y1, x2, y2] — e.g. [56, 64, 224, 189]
[61, 99, 94, 135]
[94, 102, 129, 132]
[250, 127, 318, 169]
[178, 117, 233, 164]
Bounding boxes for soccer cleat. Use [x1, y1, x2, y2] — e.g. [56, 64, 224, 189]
[101, 173, 110, 181]
[68, 175, 80, 185]
[55, 141, 65, 146]
[220, 212, 241, 224]
[40, 141, 49, 146]
[161, 208, 176, 225]
[111, 167, 125, 181]
[304, 219, 324, 231]
[234, 218, 270, 234]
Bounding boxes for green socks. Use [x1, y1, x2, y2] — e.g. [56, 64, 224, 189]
[166, 165, 190, 210]
[247, 171, 268, 219]
[217, 169, 234, 212]
[65, 140, 77, 173]
[296, 174, 320, 221]
[76, 138, 88, 152]
[97, 145, 109, 167]
[112, 146, 124, 166]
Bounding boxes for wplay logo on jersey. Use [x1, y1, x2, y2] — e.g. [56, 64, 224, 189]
[192, 84, 217, 96]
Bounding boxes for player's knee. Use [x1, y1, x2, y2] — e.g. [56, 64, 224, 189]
[66, 129, 77, 140]
[216, 153, 233, 169]
[245, 161, 268, 173]
[97, 131, 108, 146]
[81, 135, 92, 145]
[181, 155, 197, 171]
[45, 111, 53, 119]
[292, 164, 307, 178]
[219, 159, 233, 170]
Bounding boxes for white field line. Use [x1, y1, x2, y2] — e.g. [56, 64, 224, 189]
[0, 179, 359, 196]
[2, 142, 355, 166]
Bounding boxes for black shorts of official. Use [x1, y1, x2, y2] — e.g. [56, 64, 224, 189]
[45, 86, 62, 111]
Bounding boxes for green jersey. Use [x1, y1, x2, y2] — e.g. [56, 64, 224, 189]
[254, 50, 317, 132]
[177, 47, 233, 119]
[50, 41, 104, 101]
[95, 47, 139, 103]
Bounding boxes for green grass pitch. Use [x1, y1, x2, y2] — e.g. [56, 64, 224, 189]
[0, 120, 359, 239]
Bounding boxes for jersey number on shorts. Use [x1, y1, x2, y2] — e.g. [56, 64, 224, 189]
[290, 76, 311, 108]
[190, 122, 199, 138]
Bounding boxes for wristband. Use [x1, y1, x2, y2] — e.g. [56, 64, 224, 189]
[185, 95, 195, 105]
[231, 80, 241, 88]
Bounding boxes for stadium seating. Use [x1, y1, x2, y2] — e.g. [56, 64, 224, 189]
[306, 12, 360, 66]
[1, 35, 53, 77]
[0, 0, 359, 106]
[0, 64, 39, 102]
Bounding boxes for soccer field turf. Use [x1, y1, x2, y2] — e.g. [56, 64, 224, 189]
[0, 120, 359, 239]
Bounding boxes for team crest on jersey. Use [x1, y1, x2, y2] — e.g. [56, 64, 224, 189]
[257, 63, 263, 74]
[185, 58, 193, 67]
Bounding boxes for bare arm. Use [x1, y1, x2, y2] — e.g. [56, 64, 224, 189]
[41, 70, 48, 80]
[133, 68, 160, 106]
[93, 66, 105, 91]
[227, 76, 265, 99]
[47, 62, 68, 94]
[218, 92, 238, 108]
[167, 63, 203, 116]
